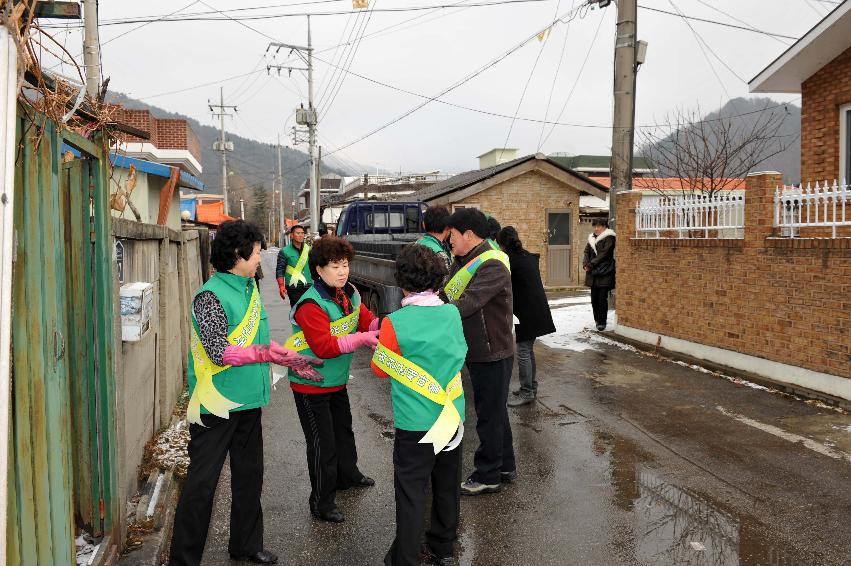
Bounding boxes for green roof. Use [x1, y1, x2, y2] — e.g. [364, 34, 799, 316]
[548, 154, 653, 171]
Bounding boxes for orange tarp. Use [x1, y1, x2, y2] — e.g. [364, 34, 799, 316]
[196, 201, 237, 226]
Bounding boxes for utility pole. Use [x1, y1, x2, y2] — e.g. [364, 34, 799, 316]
[267, 16, 318, 238]
[240, 198, 245, 219]
[604, 0, 637, 231]
[82, 0, 101, 96]
[277, 135, 285, 246]
[209, 87, 237, 215]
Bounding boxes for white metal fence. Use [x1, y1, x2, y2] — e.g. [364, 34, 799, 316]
[635, 193, 745, 239]
[775, 181, 850, 238]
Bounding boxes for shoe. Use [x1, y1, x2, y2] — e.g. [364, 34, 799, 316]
[310, 503, 345, 523]
[421, 543, 455, 565]
[596, 324, 606, 331]
[500, 470, 517, 483]
[460, 478, 501, 496]
[352, 475, 375, 487]
[508, 392, 535, 407]
[229, 550, 279, 564]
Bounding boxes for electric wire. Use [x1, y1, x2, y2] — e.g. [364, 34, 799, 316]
[537, 0, 573, 151]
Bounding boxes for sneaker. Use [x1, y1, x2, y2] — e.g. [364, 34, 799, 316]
[508, 391, 535, 407]
[460, 478, 501, 496]
[500, 470, 517, 483]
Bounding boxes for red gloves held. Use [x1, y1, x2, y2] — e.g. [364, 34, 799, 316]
[277, 277, 287, 299]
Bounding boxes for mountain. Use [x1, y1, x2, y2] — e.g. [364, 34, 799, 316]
[639, 97, 801, 184]
[106, 92, 352, 214]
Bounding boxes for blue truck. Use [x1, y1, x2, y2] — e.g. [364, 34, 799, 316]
[335, 200, 429, 316]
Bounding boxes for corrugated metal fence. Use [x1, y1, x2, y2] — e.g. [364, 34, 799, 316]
[7, 109, 119, 564]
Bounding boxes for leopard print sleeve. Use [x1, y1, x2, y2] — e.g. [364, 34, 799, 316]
[192, 291, 230, 366]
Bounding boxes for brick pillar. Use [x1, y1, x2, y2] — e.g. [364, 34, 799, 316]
[744, 171, 782, 246]
[616, 190, 641, 238]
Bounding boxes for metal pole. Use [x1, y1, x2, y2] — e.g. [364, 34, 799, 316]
[277, 135, 285, 246]
[608, 0, 637, 231]
[82, 0, 101, 97]
[0, 27, 19, 559]
[240, 198, 245, 219]
[307, 16, 319, 240]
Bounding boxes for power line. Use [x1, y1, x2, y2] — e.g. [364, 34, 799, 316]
[537, 0, 574, 151]
[636, 5, 799, 40]
[316, 1, 371, 111]
[138, 68, 266, 100]
[692, 0, 792, 46]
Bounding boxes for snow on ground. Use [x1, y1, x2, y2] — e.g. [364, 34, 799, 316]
[539, 303, 600, 352]
[547, 295, 592, 307]
[151, 419, 190, 478]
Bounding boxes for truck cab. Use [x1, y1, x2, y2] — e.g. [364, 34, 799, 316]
[336, 201, 426, 237]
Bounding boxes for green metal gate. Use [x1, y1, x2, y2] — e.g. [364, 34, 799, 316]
[7, 110, 118, 564]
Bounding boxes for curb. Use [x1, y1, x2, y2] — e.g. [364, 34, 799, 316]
[118, 469, 180, 566]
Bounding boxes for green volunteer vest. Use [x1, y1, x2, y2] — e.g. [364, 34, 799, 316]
[187, 272, 270, 424]
[378, 305, 467, 432]
[444, 248, 511, 302]
[280, 243, 313, 287]
[287, 284, 361, 388]
[416, 234, 446, 255]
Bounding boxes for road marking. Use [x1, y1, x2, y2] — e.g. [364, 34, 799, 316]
[717, 406, 851, 465]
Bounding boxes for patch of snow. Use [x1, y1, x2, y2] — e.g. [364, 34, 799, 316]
[548, 296, 591, 307]
[831, 425, 851, 433]
[75, 533, 99, 566]
[151, 420, 189, 477]
[539, 305, 598, 351]
[689, 541, 706, 551]
[146, 473, 165, 518]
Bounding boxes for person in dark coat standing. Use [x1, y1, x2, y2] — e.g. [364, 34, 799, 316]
[496, 227, 556, 407]
[582, 218, 616, 331]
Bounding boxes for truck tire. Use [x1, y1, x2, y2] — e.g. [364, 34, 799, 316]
[367, 289, 381, 317]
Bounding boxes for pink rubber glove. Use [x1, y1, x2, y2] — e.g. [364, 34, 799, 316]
[269, 341, 324, 382]
[368, 317, 380, 332]
[337, 331, 379, 354]
[222, 344, 274, 366]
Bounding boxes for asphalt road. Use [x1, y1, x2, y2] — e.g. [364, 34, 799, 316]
[197, 251, 851, 565]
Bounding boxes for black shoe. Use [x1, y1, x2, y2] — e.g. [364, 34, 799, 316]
[421, 543, 455, 565]
[229, 550, 279, 564]
[596, 324, 606, 331]
[353, 475, 375, 487]
[310, 504, 345, 523]
[500, 470, 517, 483]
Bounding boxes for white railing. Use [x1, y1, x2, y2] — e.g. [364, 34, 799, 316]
[635, 193, 745, 239]
[775, 181, 850, 238]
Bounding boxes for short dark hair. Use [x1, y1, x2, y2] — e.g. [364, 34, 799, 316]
[486, 215, 501, 240]
[395, 244, 447, 293]
[308, 235, 354, 277]
[423, 205, 450, 233]
[446, 208, 489, 239]
[211, 220, 265, 272]
[592, 217, 609, 227]
[496, 226, 524, 253]
[290, 224, 305, 234]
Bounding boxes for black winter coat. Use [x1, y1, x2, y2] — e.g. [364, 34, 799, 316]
[582, 230, 616, 288]
[507, 250, 556, 343]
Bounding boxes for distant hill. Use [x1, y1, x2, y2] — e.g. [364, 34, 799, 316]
[640, 97, 801, 184]
[106, 92, 352, 213]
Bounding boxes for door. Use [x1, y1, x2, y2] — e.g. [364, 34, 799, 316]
[546, 210, 572, 286]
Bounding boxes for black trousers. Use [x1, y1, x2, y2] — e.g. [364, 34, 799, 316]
[591, 286, 611, 326]
[287, 285, 309, 309]
[384, 429, 462, 566]
[292, 388, 364, 513]
[169, 408, 264, 566]
[467, 357, 516, 485]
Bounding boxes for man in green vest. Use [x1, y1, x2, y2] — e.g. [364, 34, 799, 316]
[415, 205, 451, 271]
[276, 224, 313, 308]
[440, 208, 516, 497]
[170, 220, 322, 566]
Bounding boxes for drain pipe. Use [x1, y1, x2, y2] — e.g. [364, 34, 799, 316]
[0, 23, 19, 560]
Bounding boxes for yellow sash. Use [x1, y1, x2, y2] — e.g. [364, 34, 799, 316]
[285, 244, 311, 286]
[284, 308, 360, 352]
[372, 343, 463, 454]
[187, 284, 263, 425]
[444, 248, 510, 302]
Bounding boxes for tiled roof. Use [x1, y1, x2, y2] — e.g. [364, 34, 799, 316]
[411, 154, 609, 202]
[548, 154, 654, 171]
[593, 177, 746, 190]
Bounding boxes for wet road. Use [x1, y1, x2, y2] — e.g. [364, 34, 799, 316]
[198, 252, 851, 565]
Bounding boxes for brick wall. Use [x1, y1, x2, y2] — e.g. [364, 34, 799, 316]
[113, 107, 201, 162]
[452, 169, 582, 287]
[616, 173, 851, 379]
[801, 46, 851, 181]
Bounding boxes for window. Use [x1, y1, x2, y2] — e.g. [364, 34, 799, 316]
[451, 203, 480, 212]
[365, 211, 404, 230]
[841, 104, 851, 184]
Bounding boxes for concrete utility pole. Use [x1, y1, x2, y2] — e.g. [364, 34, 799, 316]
[209, 87, 237, 215]
[606, 0, 637, 230]
[82, 0, 101, 97]
[277, 135, 285, 246]
[267, 16, 318, 238]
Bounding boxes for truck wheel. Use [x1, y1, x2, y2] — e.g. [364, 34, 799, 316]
[367, 290, 380, 317]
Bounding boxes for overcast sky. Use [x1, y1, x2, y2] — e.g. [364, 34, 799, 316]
[46, 0, 833, 174]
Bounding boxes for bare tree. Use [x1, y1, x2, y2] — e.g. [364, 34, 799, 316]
[639, 105, 795, 197]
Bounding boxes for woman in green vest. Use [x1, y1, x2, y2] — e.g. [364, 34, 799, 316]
[171, 220, 322, 566]
[287, 235, 380, 523]
[370, 244, 467, 566]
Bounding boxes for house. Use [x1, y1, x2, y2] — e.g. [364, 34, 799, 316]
[411, 149, 609, 287]
[749, 1, 851, 182]
[296, 174, 344, 222]
[109, 109, 205, 230]
[548, 154, 656, 180]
